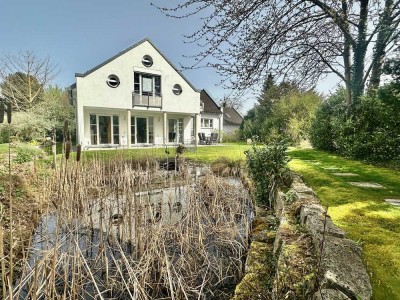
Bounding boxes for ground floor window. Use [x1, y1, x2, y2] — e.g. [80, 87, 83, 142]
[89, 114, 119, 145]
[131, 116, 154, 144]
[90, 114, 97, 145]
[201, 118, 213, 128]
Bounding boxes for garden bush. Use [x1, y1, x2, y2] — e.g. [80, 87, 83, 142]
[245, 141, 291, 207]
[310, 86, 400, 162]
[223, 129, 241, 142]
[13, 143, 46, 164]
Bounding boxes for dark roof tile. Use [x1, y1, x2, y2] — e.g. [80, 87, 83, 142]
[200, 89, 221, 114]
[223, 106, 243, 125]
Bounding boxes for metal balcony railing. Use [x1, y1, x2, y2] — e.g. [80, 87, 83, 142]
[132, 93, 162, 108]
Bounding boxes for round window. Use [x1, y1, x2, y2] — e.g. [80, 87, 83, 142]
[172, 84, 182, 95]
[106, 75, 120, 88]
[142, 55, 153, 67]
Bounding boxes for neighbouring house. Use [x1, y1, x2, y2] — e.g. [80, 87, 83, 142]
[223, 105, 243, 133]
[200, 89, 223, 141]
[68, 38, 222, 148]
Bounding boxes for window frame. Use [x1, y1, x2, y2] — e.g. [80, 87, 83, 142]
[133, 72, 161, 97]
[89, 114, 120, 146]
[201, 118, 214, 129]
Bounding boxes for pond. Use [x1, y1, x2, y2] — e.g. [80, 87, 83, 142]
[13, 160, 253, 300]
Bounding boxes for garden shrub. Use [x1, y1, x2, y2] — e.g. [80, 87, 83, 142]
[310, 86, 400, 162]
[223, 129, 241, 142]
[13, 143, 46, 164]
[309, 101, 336, 151]
[245, 141, 291, 207]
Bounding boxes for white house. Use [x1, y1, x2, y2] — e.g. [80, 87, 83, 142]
[69, 38, 221, 148]
[199, 89, 223, 141]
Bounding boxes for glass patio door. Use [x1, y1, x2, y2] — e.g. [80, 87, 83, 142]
[131, 116, 154, 145]
[168, 118, 184, 143]
[168, 119, 177, 143]
[137, 117, 147, 144]
[99, 116, 112, 144]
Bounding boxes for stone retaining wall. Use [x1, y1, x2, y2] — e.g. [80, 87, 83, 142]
[290, 175, 372, 300]
[234, 174, 372, 300]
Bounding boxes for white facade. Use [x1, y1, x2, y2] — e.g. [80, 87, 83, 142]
[199, 113, 223, 138]
[70, 38, 204, 148]
[224, 124, 239, 134]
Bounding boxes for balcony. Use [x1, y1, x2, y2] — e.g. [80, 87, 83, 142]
[132, 92, 162, 109]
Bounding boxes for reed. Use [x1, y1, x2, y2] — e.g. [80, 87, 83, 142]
[11, 155, 252, 299]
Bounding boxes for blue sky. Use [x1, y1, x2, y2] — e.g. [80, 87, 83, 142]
[0, 0, 340, 113]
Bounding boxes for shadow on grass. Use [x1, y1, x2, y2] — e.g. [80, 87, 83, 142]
[289, 148, 400, 299]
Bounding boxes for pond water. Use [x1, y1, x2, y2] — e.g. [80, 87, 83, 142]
[15, 173, 253, 300]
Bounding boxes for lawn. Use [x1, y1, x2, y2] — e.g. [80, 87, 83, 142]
[74, 143, 250, 164]
[183, 143, 249, 163]
[288, 148, 400, 300]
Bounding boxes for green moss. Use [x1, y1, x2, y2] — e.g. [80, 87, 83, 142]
[288, 148, 400, 300]
[233, 241, 274, 299]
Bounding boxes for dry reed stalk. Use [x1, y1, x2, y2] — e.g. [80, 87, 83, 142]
[0, 220, 6, 300]
[12, 157, 252, 299]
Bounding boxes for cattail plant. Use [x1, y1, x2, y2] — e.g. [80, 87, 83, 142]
[76, 144, 81, 162]
[65, 141, 72, 160]
[11, 155, 253, 300]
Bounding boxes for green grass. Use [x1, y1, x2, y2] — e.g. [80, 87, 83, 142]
[64, 143, 250, 164]
[288, 148, 400, 300]
[0, 143, 9, 155]
[183, 143, 249, 163]
[2, 142, 249, 164]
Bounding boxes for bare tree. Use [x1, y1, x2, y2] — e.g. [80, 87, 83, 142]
[152, 0, 400, 109]
[220, 95, 243, 111]
[0, 51, 57, 111]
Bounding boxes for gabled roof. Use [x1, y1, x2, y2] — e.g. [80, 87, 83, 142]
[223, 106, 243, 126]
[74, 37, 200, 92]
[200, 89, 221, 114]
[67, 83, 76, 90]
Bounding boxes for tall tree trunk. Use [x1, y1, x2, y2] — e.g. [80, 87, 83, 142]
[351, 0, 369, 106]
[369, 0, 394, 89]
[342, 0, 352, 108]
